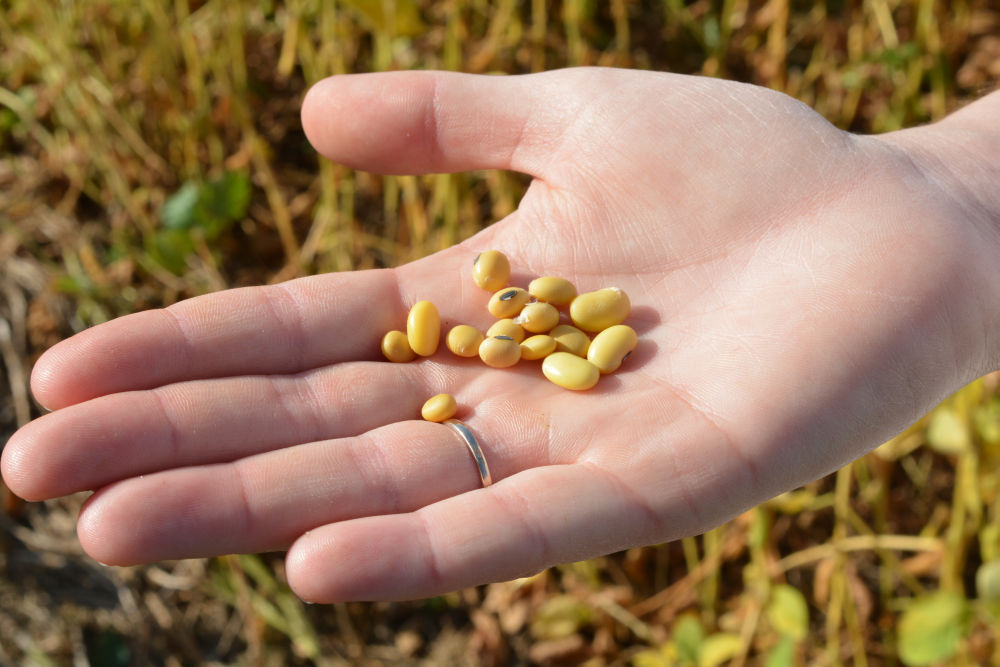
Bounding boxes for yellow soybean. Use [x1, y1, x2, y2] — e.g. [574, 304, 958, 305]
[587, 325, 638, 374]
[479, 336, 522, 368]
[406, 300, 440, 356]
[381, 330, 415, 363]
[569, 287, 631, 332]
[542, 352, 600, 391]
[520, 335, 556, 360]
[486, 318, 525, 343]
[550, 324, 591, 357]
[514, 302, 560, 333]
[528, 276, 577, 306]
[487, 287, 530, 319]
[472, 250, 511, 292]
[446, 325, 484, 357]
[421, 393, 457, 422]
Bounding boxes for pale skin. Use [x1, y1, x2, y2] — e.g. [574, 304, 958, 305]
[3, 68, 999, 602]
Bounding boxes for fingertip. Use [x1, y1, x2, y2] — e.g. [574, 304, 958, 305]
[1, 423, 50, 502]
[76, 486, 135, 566]
[301, 72, 438, 174]
[29, 343, 65, 411]
[286, 517, 434, 603]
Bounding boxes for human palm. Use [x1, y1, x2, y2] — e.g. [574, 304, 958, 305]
[4, 68, 996, 601]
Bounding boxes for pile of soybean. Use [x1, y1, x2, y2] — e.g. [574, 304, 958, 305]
[381, 250, 637, 407]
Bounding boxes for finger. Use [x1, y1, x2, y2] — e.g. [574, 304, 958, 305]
[75, 415, 555, 565]
[284, 462, 695, 602]
[28, 270, 392, 409]
[6, 360, 477, 501]
[30, 245, 508, 409]
[301, 69, 590, 177]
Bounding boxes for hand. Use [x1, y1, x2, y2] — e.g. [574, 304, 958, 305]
[3, 68, 998, 602]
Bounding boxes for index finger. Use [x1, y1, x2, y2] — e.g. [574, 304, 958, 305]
[31, 245, 515, 409]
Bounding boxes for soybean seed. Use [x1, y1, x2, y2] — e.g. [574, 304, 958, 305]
[422, 393, 458, 422]
[514, 301, 559, 333]
[486, 318, 525, 343]
[587, 324, 638, 374]
[487, 287, 530, 319]
[406, 300, 441, 356]
[528, 276, 577, 306]
[479, 335, 522, 368]
[472, 250, 511, 292]
[381, 330, 415, 363]
[549, 324, 591, 357]
[542, 352, 600, 391]
[520, 334, 557, 360]
[446, 325, 484, 357]
[569, 287, 631, 332]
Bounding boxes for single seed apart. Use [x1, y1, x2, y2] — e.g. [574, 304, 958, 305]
[486, 318, 525, 343]
[528, 276, 578, 306]
[487, 287, 530, 319]
[472, 250, 511, 292]
[446, 325, 484, 357]
[520, 334, 557, 360]
[479, 335, 522, 368]
[542, 352, 600, 390]
[570, 287, 631, 332]
[381, 330, 415, 363]
[514, 301, 560, 333]
[406, 300, 441, 356]
[549, 324, 591, 357]
[587, 324, 638, 374]
[421, 393, 457, 422]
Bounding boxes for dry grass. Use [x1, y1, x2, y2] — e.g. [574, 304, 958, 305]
[1, 0, 999, 664]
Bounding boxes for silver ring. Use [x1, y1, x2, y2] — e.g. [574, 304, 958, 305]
[445, 419, 493, 488]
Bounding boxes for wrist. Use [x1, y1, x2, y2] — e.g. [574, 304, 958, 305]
[876, 92, 1000, 373]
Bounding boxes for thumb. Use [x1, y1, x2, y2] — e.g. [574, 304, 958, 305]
[300, 69, 586, 178]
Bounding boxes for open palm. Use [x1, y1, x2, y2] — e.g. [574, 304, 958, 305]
[4, 68, 997, 601]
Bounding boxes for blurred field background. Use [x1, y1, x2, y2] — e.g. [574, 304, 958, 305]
[1, 0, 999, 665]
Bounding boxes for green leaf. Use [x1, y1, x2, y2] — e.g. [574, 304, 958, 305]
[161, 170, 250, 239]
[973, 399, 1000, 445]
[767, 585, 809, 640]
[530, 595, 593, 640]
[201, 170, 251, 238]
[162, 181, 201, 231]
[340, 0, 424, 35]
[146, 228, 195, 274]
[698, 633, 744, 667]
[897, 592, 969, 666]
[631, 645, 675, 667]
[672, 614, 705, 663]
[764, 635, 795, 667]
[976, 559, 1000, 603]
[926, 407, 971, 455]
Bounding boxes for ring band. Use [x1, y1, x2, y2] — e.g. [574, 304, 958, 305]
[445, 419, 493, 488]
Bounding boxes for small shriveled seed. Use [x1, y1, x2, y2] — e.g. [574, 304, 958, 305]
[479, 335, 522, 368]
[421, 393, 457, 422]
[514, 301, 559, 333]
[549, 324, 591, 357]
[569, 287, 631, 332]
[472, 250, 511, 292]
[446, 325, 484, 357]
[406, 300, 440, 356]
[520, 334, 557, 360]
[587, 325, 638, 374]
[542, 352, 600, 390]
[487, 287, 530, 319]
[528, 276, 578, 306]
[381, 330, 415, 363]
[486, 318, 525, 343]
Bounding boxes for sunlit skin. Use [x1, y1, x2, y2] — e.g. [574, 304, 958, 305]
[3, 69, 999, 602]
